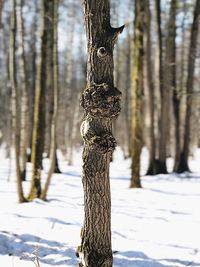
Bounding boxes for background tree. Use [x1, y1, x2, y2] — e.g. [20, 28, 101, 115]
[160, 0, 177, 172]
[155, 0, 168, 174]
[170, 0, 180, 172]
[16, 0, 29, 181]
[0, 0, 3, 27]
[41, 0, 59, 201]
[28, 0, 49, 200]
[130, 0, 145, 188]
[9, 0, 25, 202]
[1, 0, 200, 203]
[177, 0, 200, 173]
[145, 0, 158, 175]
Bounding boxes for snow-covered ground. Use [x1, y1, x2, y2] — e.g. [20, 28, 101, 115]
[0, 147, 200, 267]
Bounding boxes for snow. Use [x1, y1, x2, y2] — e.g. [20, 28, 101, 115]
[0, 147, 200, 267]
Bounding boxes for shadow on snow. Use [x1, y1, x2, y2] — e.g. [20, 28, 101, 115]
[1, 231, 199, 267]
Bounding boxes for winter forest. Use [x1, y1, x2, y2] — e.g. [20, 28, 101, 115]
[0, 0, 200, 266]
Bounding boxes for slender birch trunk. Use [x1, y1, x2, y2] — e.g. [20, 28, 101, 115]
[124, 24, 131, 158]
[28, 6, 37, 162]
[28, 0, 48, 200]
[16, 0, 29, 181]
[9, 0, 26, 203]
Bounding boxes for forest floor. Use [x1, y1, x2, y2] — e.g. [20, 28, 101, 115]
[0, 147, 200, 267]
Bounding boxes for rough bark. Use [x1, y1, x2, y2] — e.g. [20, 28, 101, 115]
[28, 0, 49, 200]
[41, 0, 59, 201]
[78, 1, 124, 266]
[9, 0, 26, 203]
[130, 0, 145, 188]
[16, 0, 29, 181]
[176, 0, 200, 173]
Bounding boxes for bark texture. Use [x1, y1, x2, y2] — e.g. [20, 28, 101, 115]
[79, 1, 124, 266]
[130, 0, 145, 188]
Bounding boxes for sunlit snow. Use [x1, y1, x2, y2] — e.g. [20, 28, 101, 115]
[0, 147, 200, 267]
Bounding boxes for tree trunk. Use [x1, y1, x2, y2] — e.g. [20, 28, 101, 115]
[45, 7, 54, 158]
[65, 11, 75, 163]
[145, 0, 158, 175]
[0, 0, 4, 27]
[130, 0, 145, 188]
[54, 148, 61, 173]
[28, 6, 37, 162]
[176, 0, 200, 173]
[28, 0, 49, 200]
[9, 0, 26, 203]
[41, 0, 59, 201]
[171, 0, 181, 172]
[155, 0, 168, 174]
[124, 24, 131, 158]
[16, 0, 29, 181]
[78, 1, 124, 266]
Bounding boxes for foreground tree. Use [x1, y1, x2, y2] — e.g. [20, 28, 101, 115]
[130, 0, 145, 188]
[177, 0, 200, 173]
[77, 0, 124, 266]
